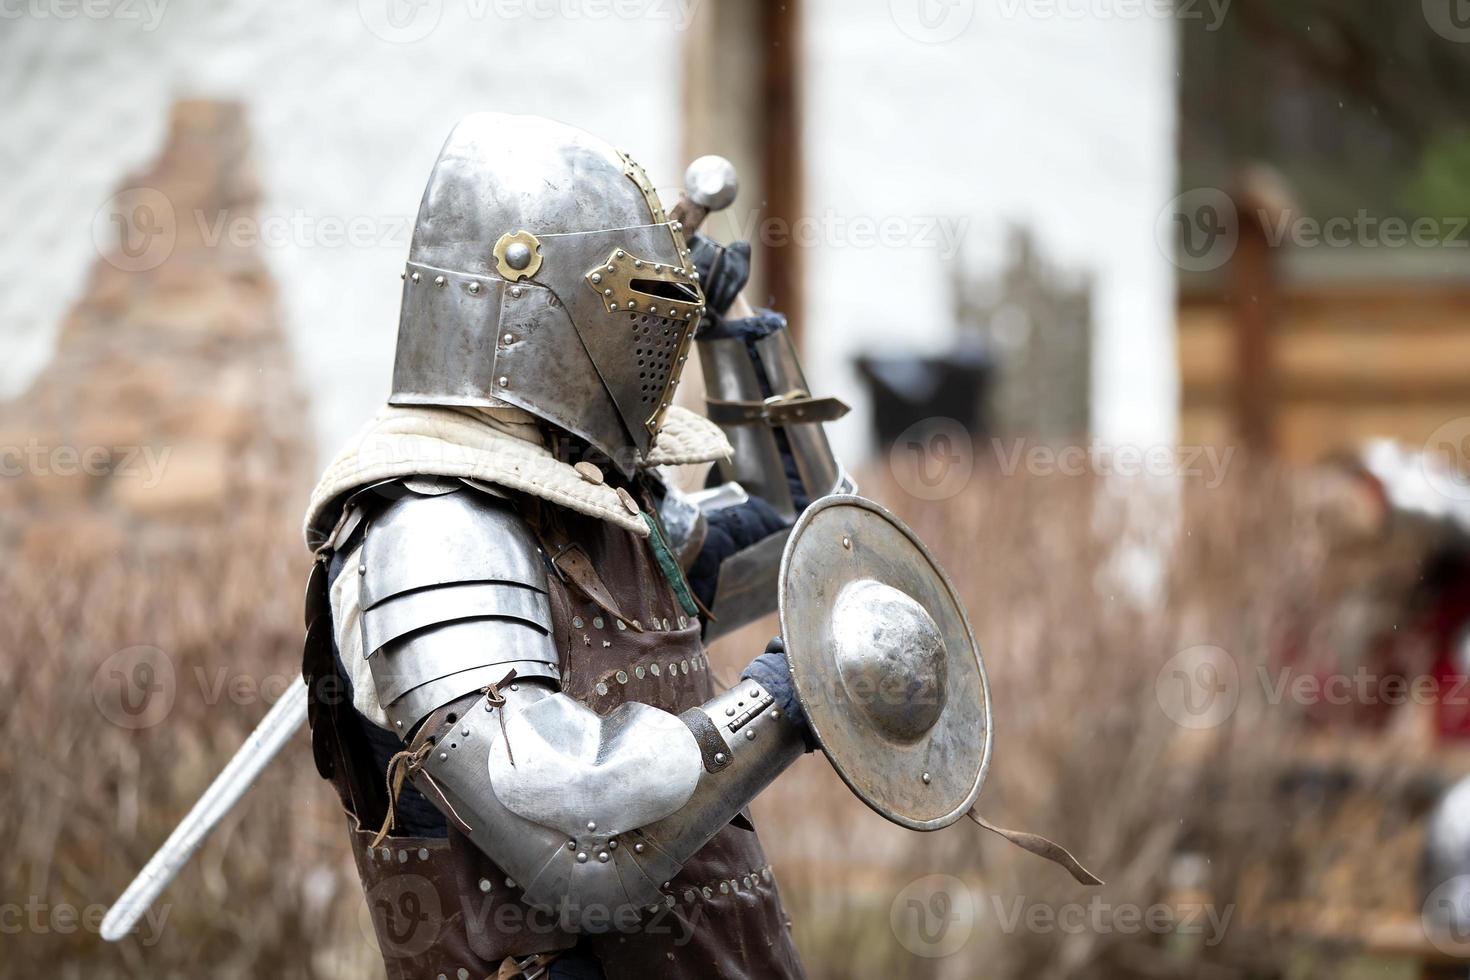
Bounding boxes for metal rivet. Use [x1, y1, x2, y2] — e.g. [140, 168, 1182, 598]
[745, 730, 756, 741]
[616, 670, 628, 684]
[358, 563, 366, 575]
[598, 852, 610, 863]
[509, 286, 522, 298]
[593, 616, 605, 629]
[418, 848, 429, 861]
[615, 249, 625, 258]
[749, 687, 760, 698]
[636, 843, 646, 854]
[572, 616, 584, 629]
[595, 682, 609, 696]
[725, 706, 735, 716]
[922, 772, 932, 784]
[411, 272, 421, 283]
[505, 877, 516, 887]
[439, 751, 448, 760]
[842, 536, 852, 549]
[610, 303, 619, 311]
[608, 839, 618, 849]
[498, 376, 509, 387]
[591, 272, 602, 284]
[576, 852, 589, 862]
[714, 752, 726, 764]
[459, 970, 470, 980]
[650, 664, 660, 676]
[505, 242, 532, 270]
[616, 620, 627, 631]
[587, 821, 597, 831]
[468, 281, 481, 294]
[434, 275, 446, 286]
[636, 666, 646, 679]
[720, 882, 729, 894]
[502, 332, 513, 343]
[479, 878, 492, 892]
[462, 728, 470, 737]
[398, 850, 408, 863]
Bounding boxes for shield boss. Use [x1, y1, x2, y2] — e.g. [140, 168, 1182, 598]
[779, 495, 991, 830]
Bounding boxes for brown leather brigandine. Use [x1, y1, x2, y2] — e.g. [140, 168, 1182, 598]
[303, 491, 807, 980]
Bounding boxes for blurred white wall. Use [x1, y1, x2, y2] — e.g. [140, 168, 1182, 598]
[801, 0, 1180, 458]
[1, 0, 1178, 466]
[0, 0, 687, 460]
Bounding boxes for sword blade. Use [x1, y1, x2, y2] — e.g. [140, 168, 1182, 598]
[101, 680, 309, 941]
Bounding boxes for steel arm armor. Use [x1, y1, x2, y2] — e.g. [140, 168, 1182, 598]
[358, 483, 805, 926]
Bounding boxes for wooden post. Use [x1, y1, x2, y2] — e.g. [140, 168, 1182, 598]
[1227, 166, 1293, 454]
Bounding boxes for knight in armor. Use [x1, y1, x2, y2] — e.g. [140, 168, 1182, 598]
[300, 113, 853, 980]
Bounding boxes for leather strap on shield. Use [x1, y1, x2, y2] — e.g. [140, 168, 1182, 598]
[967, 809, 1103, 886]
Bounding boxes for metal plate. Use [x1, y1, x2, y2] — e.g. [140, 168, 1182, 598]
[780, 495, 991, 831]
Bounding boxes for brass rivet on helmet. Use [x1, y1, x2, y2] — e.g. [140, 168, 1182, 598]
[493, 230, 543, 281]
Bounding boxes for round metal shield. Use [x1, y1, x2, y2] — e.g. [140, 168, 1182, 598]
[780, 495, 991, 831]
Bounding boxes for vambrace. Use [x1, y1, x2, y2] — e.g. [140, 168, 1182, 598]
[413, 677, 805, 928]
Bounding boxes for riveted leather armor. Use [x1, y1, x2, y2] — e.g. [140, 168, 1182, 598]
[304, 481, 808, 979]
